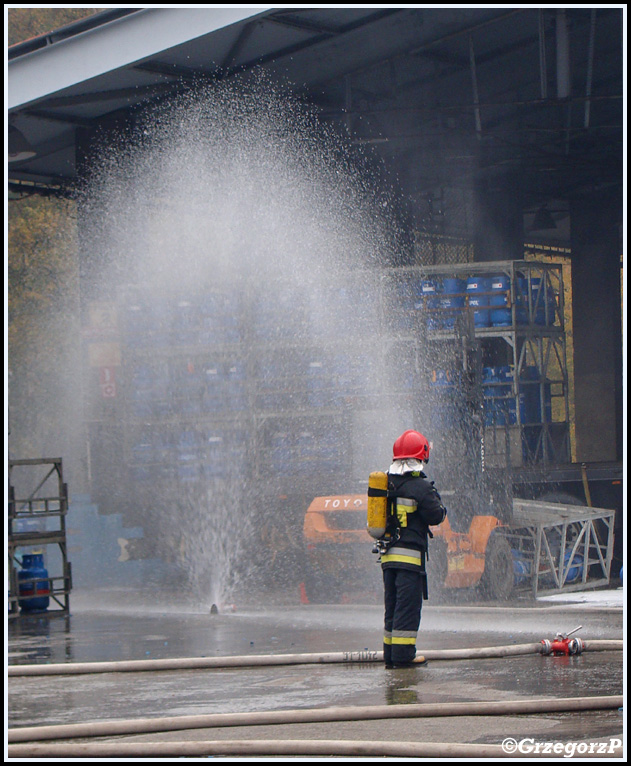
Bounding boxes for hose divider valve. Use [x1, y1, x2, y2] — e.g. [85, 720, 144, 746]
[540, 625, 584, 656]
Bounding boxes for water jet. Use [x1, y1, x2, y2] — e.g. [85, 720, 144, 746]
[77, 75, 413, 607]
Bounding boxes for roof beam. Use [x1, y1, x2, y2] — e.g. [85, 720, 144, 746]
[267, 13, 340, 37]
[216, 8, 403, 80]
[32, 83, 178, 109]
[22, 109, 93, 129]
[220, 20, 259, 71]
[133, 60, 209, 81]
[8, 7, 273, 111]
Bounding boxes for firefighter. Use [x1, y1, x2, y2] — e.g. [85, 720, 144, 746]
[380, 429, 447, 668]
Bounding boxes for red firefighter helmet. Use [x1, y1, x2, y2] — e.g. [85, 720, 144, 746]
[392, 430, 430, 462]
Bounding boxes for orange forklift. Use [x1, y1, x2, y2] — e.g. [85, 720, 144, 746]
[302, 488, 614, 604]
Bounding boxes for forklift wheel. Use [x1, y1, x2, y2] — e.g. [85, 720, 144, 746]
[480, 534, 514, 601]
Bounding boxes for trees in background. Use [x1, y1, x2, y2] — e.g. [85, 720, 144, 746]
[8, 8, 97, 459]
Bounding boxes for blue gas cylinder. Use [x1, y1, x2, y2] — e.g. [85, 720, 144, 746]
[130, 365, 156, 417]
[441, 278, 466, 329]
[123, 299, 150, 346]
[319, 432, 341, 473]
[307, 360, 326, 406]
[18, 553, 50, 612]
[270, 430, 292, 471]
[530, 277, 557, 326]
[172, 298, 199, 344]
[202, 363, 223, 412]
[198, 292, 222, 344]
[520, 366, 551, 424]
[482, 367, 499, 426]
[519, 366, 548, 461]
[515, 277, 530, 324]
[393, 281, 418, 331]
[295, 431, 318, 474]
[515, 276, 556, 326]
[564, 552, 584, 584]
[430, 368, 460, 430]
[202, 432, 225, 478]
[224, 361, 246, 411]
[419, 280, 441, 329]
[512, 549, 531, 584]
[520, 366, 540, 424]
[466, 277, 491, 327]
[176, 429, 201, 482]
[497, 365, 518, 425]
[489, 274, 512, 326]
[530, 278, 546, 325]
[130, 434, 156, 483]
[482, 366, 514, 426]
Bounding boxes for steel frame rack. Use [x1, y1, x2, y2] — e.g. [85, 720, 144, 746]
[7, 458, 72, 616]
[386, 261, 571, 468]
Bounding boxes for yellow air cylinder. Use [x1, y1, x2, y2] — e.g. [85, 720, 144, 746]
[367, 471, 388, 539]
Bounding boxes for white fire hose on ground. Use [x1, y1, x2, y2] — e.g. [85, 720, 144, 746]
[7, 694, 623, 743]
[7, 638, 623, 676]
[8, 638, 623, 758]
[7, 734, 624, 760]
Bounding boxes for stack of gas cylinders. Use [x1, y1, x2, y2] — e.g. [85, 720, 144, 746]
[418, 273, 557, 330]
[482, 365, 552, 428]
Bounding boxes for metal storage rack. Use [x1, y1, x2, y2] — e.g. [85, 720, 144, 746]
[112, 274, 407, 502]
[391, 260, 571, 469]
[105, 260, 570, 511]
[7, 458, 72, 615]
[508, 498, 615, 596]
[83, 259, 571, 570]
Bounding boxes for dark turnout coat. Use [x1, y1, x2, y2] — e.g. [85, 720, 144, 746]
[380, 469, 447, 666]
[380, 471, 447, 570]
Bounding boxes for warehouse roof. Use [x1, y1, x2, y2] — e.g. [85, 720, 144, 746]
[8, 7, 431, 188]
[8, 5, 624, 236]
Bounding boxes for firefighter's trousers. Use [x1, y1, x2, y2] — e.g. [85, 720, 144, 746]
[383, 567, 424, 666]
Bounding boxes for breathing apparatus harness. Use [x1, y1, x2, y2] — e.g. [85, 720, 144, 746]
[368, 473, 432, 558]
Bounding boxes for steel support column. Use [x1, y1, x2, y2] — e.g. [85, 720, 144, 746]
[569, 192, 622, 462]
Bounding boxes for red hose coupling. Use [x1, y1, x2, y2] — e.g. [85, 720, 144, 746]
[540, 637, 585, 656]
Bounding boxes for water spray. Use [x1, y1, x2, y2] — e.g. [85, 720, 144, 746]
[77, 74, 407, 606]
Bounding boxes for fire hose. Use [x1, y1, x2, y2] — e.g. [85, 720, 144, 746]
[7, 636, 622, 676]
[9, 630, 623, 757]
[7, 695, 623, 744]
[7, 734, 624, 760]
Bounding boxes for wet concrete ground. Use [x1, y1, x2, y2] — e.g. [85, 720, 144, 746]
[6, 588, 625, 758]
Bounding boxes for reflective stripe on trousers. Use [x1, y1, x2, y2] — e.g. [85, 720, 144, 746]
[383, 630, 418, 645]
[383, 567, 424, 665]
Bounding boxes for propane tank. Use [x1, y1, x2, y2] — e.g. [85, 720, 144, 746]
[367, 471, 388, 539]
